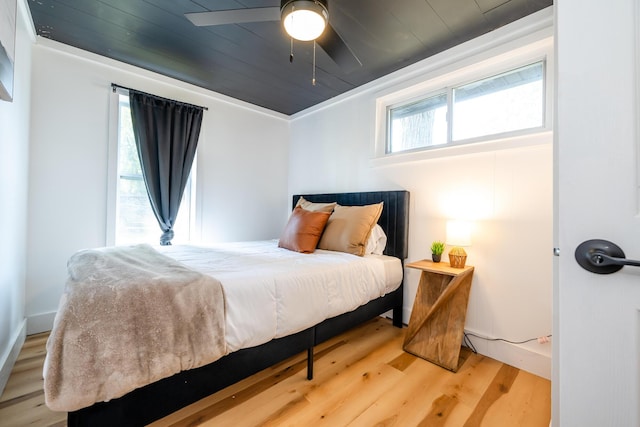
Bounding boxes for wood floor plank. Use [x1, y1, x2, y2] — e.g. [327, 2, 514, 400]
[0, 391, 66, 427]
[1, 318, 551, 427]
[156, 352, 312, 426]
[172, 331, 397, 426]
[482, 369, 551, 427]
[419, 393, 459, 427]
[274, 362, 405, 426]
[463, 364, 520, 426]
[150, 335, 366, 427]
[347, 355, 454, 427]
[0, 360, 46, 403]
[16, 334, 48, 360]
[348, 351, 502, 427]
[436, 352, 506, 426]
[349, 356, 447, 427]
[255, 334, 401, 426]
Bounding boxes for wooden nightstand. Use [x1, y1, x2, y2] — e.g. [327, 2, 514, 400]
[403, 259, 475, 372]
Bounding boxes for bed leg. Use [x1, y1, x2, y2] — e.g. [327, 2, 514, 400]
[307, 347, 314, 380]
[392, 305, 403, 328]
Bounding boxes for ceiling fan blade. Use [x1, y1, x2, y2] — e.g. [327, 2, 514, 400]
[316, 23, 362, 73]
[185, 7, 280, 27]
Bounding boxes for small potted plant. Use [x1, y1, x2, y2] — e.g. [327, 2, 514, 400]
[430, 240, 445, 262]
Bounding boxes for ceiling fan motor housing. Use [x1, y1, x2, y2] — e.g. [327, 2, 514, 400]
[281, 0, 329, 14]
[281, 0, 329, 41]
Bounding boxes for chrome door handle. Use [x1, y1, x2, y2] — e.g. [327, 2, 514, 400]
[575, 239, 640, 274]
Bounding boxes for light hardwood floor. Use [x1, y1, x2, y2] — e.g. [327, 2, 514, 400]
[0, 318, 551, 427]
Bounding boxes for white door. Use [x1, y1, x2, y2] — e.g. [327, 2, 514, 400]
[555, 0, 640, 425]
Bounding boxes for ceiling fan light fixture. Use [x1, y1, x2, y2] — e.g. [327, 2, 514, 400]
[281, 0, 328, 41]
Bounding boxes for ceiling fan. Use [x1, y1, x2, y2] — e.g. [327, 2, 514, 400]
[185, 0, 362, 73]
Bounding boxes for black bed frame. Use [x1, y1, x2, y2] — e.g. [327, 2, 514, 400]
[67, 190, 410, 427]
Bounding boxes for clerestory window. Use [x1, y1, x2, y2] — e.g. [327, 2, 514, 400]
[386, 61, 545, 154]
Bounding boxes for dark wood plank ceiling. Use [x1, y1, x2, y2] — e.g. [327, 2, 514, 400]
[28, 0, 553, 115]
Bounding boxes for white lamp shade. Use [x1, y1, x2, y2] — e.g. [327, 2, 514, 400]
[446, 220, 472, 247]
[282, 6, 327, 41]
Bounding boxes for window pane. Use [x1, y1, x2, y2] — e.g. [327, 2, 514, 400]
[115, 95, 193, 245]
[387, 93, 447, 153]
[116, 176, 158, 244]
[452, 62, 544, 141]
[117, 101, 141, 177]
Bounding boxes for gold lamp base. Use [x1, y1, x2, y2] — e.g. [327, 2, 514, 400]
[448, 246, 467, 268]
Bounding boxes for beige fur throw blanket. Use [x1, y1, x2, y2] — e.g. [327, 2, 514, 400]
[44, 244, 226, 412]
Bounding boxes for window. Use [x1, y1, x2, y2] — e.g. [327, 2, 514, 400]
[115, 94, 195, 245]
[388, 93, 447, 153]
[386, 61, 545, 154]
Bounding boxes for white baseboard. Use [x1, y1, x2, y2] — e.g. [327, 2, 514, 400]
[0, 319, 27, 396]
[403, 307, 412, 325]
[463, 327, 551, 379]
[21, 311, 551, 378]
[401, 309, 550, 378]
[27, 311, 56, 335]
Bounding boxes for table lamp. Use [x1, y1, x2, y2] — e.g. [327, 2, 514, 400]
[446, 220, 471, 268]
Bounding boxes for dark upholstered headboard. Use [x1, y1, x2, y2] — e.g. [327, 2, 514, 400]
[292, 191, 410, 260]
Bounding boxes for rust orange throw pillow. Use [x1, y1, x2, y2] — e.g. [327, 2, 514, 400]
[278, 207, 331, 253]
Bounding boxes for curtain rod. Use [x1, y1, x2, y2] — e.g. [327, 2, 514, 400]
[111, 83, 208, 111]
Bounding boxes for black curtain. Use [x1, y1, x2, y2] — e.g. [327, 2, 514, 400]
[129, 90, 204, 245]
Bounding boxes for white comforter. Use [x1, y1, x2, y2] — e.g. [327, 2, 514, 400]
[159, 240, 403, 352]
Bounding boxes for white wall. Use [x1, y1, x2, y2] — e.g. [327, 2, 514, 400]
[288, 9, 553, 378]
[25, 40, 290, 333]
[0, 0, 33, 395]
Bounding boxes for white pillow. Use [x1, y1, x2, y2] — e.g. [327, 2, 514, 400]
[365, 224, 387, 255]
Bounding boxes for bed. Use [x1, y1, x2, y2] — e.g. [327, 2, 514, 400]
[49, 190, 409, 427]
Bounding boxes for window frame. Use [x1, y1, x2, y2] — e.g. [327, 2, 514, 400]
[385, 60, 546, 155]
[373, 35, 553, 164]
